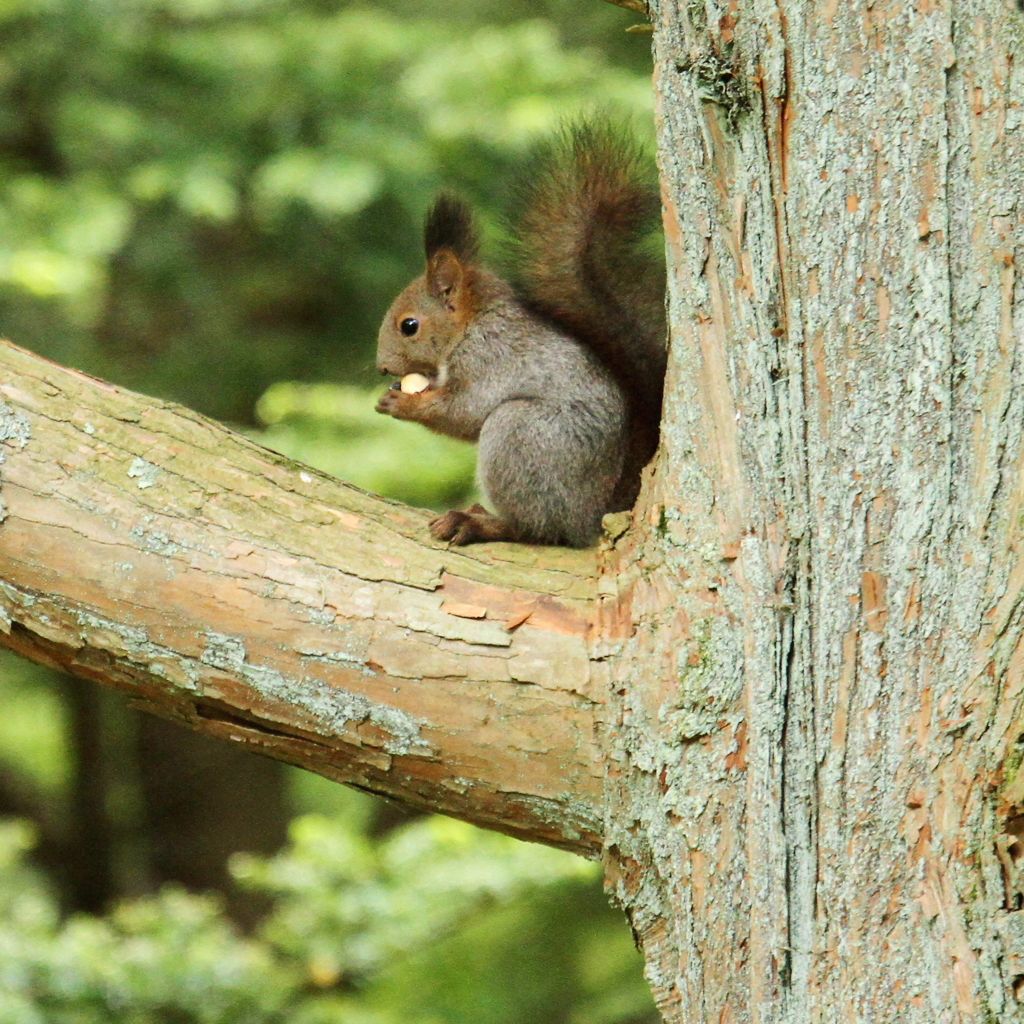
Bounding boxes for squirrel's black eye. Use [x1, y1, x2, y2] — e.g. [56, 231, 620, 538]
[400, 317, 419, 337]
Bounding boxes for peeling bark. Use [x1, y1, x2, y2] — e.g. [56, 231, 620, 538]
[0, 340, 602, 856]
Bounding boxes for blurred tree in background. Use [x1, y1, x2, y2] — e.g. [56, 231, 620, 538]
[0, 0, 658, 1020]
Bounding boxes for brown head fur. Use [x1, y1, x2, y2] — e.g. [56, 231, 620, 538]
[376, 195, 484, 378]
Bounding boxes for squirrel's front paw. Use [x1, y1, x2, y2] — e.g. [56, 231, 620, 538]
[376, 377, 441, 420]
[375, 385, 418, 419]
[430, 505, 517, 545]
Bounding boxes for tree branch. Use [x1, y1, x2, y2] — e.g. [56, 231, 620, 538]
[0, 340, 603, 856]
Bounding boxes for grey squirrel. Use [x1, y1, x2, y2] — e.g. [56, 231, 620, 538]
[375, 121, 666, 548]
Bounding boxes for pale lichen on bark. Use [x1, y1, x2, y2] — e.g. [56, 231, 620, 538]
[0, 399, 31, 522]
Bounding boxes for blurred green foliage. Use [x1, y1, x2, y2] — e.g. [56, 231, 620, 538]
[0, 0, 658, 1020]
[0, 815, 654, 1024]
[0, 0, 653, 422]
[255, 382, 478, 509]
[0, 658, 68, 799]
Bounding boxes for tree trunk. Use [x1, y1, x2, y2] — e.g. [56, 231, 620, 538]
[598, 0, 1023, 1020]
[136, 710, 289, 928]
[1, 0, 1022, 1017]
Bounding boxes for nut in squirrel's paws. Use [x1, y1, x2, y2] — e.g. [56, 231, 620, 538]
[399, 373, 430, 394]
[376, 375, 434, 418]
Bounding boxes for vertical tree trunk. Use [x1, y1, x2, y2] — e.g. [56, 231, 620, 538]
[63, 676, 119, 913]
[602, 0, 1024, 1020]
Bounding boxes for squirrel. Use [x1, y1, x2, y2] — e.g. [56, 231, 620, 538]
[374, 120, 666, 548]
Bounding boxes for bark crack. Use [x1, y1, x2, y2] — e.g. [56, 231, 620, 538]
[758, 3, 820, 1011]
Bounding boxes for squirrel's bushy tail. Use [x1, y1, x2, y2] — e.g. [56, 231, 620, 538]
[507, 120, 667, 503]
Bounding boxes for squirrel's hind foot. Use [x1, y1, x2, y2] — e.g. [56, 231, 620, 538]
[430, 505, 519, 545]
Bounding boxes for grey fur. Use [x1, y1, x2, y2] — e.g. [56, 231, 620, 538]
[377, 271, 626, 546]
[464, 287, 626, 546]
[374, 119, 663, 548]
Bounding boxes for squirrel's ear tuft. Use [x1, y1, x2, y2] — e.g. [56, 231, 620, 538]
[424, 194, 479, 262]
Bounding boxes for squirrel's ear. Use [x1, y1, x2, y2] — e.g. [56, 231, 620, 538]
[424, 194, 478, 307]
[426, 249, 468, 305]
[424, 194, 479, 262]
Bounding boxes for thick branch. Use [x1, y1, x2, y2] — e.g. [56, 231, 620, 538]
[0, 340, 603, 856]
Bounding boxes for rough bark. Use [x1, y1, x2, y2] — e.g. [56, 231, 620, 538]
[0, 340, 602, 856]
[600, 0, 1024, 1022]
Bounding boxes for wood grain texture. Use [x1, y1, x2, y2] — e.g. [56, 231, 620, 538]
[0, 340, 603, 856]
